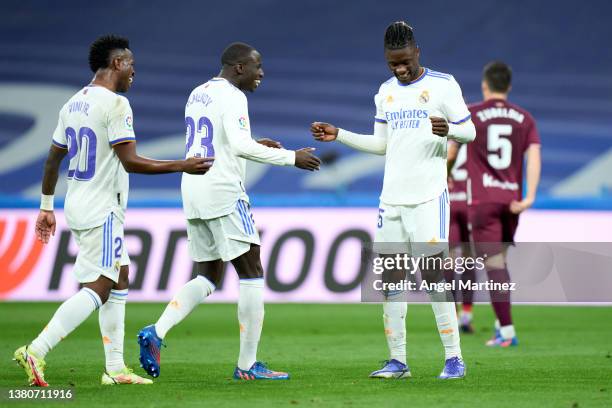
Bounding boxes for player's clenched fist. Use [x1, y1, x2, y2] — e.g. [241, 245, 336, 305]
[295, 148, 321, 171]
[182, 157, 214, 174]
[311, 122, 339, 142]
[430, 116, 449, 137]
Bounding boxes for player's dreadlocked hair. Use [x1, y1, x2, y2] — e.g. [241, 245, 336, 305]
[221, 42, 256, 66]
[384, 21, 416, 49]
[88, 35, 130, 73]
[483, 61, 512, 93]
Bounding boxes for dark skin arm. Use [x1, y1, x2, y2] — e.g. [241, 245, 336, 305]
[36, 141, 213, 244]
[36, 145, 68, 243]
[113, 141, 213, 174]
[41, 145, 67, 195]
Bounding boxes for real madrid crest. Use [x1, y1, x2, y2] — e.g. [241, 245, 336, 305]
[419, 90, 430, 104]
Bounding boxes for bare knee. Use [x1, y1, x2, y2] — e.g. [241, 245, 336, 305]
[233, 245, 263, 280]
[197, 260, 224, 287]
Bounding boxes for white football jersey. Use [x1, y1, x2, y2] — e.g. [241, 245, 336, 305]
[52, 85, 134, 230]
[375, 68, 471, 205]
[182, 78, 295, 220]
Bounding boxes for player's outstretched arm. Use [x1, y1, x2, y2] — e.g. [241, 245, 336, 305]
[311, 121, 387, 155]
[226, 124, 307, 168]
[510, 144, 541, 214]
[113, 142, 213, 175]
[36, 145, 68, 243]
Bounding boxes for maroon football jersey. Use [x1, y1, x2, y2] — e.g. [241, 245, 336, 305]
[449, 141, 468, 202]
[466, 98, 540, 205]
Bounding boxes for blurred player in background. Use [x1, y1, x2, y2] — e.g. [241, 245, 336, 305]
[466, 61, 541, 347]
[311, 22, 475, 379]
[446, 141, 477, 333]
[13, 35, 211, 387]
[137, 42, 320, 381]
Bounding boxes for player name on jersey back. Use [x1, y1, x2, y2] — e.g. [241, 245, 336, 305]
[375, 68, 471, 205]
[52, 85, 134, 230]
[466, 98, 540, 205]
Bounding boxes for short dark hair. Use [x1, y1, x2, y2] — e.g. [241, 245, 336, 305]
[88, 35, 130, 73]
[384, 21, 416, 50]
[483, 61, 512, 93]
[221, 42, 256, 66]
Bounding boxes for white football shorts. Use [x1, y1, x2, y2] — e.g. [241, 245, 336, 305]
[71, 212, 130, 284]
[187, 199, 260, 262]
[374, 188, 450, 257]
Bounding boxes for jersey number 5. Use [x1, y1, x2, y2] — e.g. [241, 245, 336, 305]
[487, 124, 513, 170]
[185, 116, 214, 158]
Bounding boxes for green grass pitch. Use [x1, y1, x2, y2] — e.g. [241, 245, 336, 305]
[1, 303, 611, 407]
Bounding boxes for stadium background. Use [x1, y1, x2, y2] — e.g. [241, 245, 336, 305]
[1, 0, 610, 302]
[1, 1, 611, 407]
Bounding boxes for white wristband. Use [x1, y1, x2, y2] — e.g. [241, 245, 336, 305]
[40, 194, 54, 211]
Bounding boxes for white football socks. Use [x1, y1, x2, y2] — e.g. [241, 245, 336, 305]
[237, 278, 265, 371]
[383, 291, 407, 365]
[427, 288, 462, 359]
[155, 275, 215, 339]
[500, 324, 516, 340]
[30, 288, 102, 358]
[99, 289, 127, 373]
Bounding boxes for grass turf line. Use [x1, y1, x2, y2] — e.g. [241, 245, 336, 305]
[1, 303, 611, 408]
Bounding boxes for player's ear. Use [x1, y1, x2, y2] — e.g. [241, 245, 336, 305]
[235, 63, 244, 75]
[111, 56, 122, 71]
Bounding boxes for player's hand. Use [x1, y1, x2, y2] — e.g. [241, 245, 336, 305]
[310, 122, 338, 142]
[35, 210, 56, 244]
[447, 176, 455, 190]
[509, 197, 534, 214]
[430, 116, 449, 137]
[257, 138, 283, 149]
[295, 148, 321, 171]
[183, 156, 214, 174]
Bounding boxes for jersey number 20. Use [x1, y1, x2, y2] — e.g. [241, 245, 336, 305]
[185, 116, 214, 158]
[65, 126, 97, 181]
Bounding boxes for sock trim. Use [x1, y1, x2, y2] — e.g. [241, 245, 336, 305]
[195, 275, 217, 290]
[83, 288, 102, 309]
[239, 278, 264, 288]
